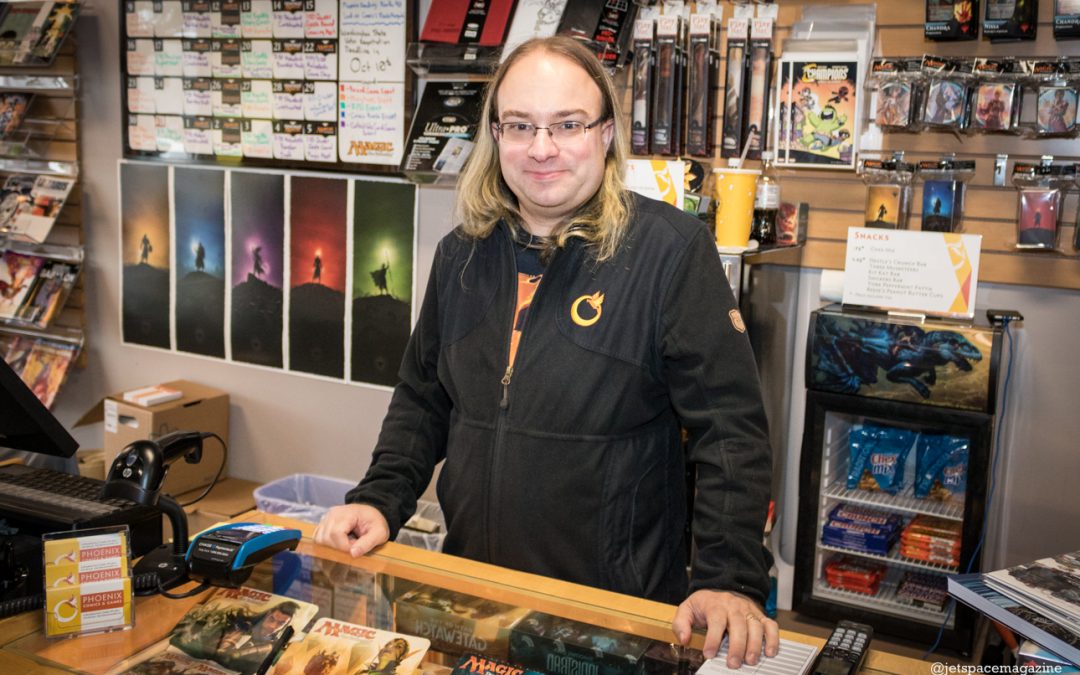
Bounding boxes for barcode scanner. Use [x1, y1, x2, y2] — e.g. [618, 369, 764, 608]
[100, 430, 207, 506]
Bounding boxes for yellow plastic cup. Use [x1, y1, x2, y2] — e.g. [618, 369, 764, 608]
[713, 166, 760, 249]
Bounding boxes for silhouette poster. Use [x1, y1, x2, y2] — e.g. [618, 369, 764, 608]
[350, 180, 415, 387]
[120, 161, 170, 348]
[230, 172, 284, 367]
[174, 167, 226, 357]
[289, 176, 347, 378]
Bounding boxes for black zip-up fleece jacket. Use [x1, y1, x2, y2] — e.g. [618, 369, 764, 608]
[346, 193, 773, 606]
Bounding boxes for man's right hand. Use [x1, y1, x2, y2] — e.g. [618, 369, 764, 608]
[313, 503, 390, 557]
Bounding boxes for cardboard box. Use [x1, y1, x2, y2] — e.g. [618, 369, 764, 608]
[394, 585, 530, 662]
[76, 449, 106, 481]
[77, 380, 229, 496]
[509, 611, 650, 675]
[163, 477, 260, 542]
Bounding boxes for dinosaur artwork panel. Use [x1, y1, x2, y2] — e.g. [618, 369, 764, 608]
[807, 311, 999, 412]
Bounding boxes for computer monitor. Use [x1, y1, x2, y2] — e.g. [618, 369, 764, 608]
[0, 353, 78, 458]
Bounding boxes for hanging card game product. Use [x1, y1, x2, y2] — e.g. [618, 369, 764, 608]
[1055, 0, 1080, 38]
[774, 42, 860, 170]
[589, 0, 637, 70]
[650, 15, 679, 157]
[684, 14, 714, 158]
[1013, 162, 1074, 249]
[919, 159, 974, 233]
[420, 0, 516, 46]
[1036, 85, 1079, 136]
[720, 17, 748, 159]
[983, 0, 1038, 40]
[921, 58, 969, 129]
[969, 59, 1022, 132]
[744, 18, 773, 160]
[400, 80, 484, 181]
[926, 0, 980, 40]
[630, 18, 653, 155]
[501, 0, 569, 58]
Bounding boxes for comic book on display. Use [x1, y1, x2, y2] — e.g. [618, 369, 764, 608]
[106, 586, 318, 675]
[0, 249, 45, 319]
[0, 174, 76, 243]
[0, 93, 33, 137]
[18, 337, 77, 408]
[15, 258, 80, 328]
[0, 1, 81, 67]
[0, 3, 41, 65]
[268, 617, 429, 674]
[774, 43, 860, 170]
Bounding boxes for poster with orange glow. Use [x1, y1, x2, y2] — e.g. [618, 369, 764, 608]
[120, 161, 170, 348]
[350, 180, 415, 387]
[289, 176, 347, 378]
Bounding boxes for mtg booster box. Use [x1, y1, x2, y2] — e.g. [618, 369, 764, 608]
[509, 611, 651, 675]
[394, 585, 530, 662]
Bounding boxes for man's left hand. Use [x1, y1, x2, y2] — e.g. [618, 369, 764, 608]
[672, 590, 779, 669]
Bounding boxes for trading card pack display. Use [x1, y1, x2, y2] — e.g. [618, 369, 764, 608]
[509, 612, 651, 675]
[968, 59, 1022, 132]
[869, 58, 925, 131]
[774, 43, 860, 170]
[917, 158, 975, 233]
[744, 18, 773, 160]
[649, 15, 682, 157]
[921, 57, 971, 129]
[720, 17, 748, 159]
[630, 18, 654, 155]
[1055, 0, 1080, 38]
[983, 0, 1038, 41]
[926, 0, 980, 40]
[861, 159, 916, 229]
[684, 13, 719, 158]
[1012, 162, 1075, 250]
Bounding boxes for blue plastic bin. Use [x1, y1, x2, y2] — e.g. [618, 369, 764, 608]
[253, 473, 354, 524]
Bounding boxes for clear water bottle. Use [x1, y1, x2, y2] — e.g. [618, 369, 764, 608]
[751, 152, 780, 246]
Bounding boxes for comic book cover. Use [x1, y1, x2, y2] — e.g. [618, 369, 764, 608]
[1, 334, 34, 373]
[270, 617, 429, 675]
[15, 258, 79, 328]
[19, 338, 77, 408]
[6, 175, 76, 243]
[16, 1, 81, 67]
[0, 174, 36, 231]
[0, 250, 45, 319]
[775, 56, 859, 170]
[0, 4, 41, 65]
[0, 93, 33, 138]
[107, 586, 318, 675]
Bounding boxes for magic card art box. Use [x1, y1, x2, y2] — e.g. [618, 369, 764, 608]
[394, 586, 530, 662]
[806, 307, 1001, 412]
[508, 611, 651, 675]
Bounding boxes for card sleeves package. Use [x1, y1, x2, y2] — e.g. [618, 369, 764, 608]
[914, 434, 970, 500]
[509, 611, 651, 675]
[847, 424, 917, 494]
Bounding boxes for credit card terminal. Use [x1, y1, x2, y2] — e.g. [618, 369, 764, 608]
[810, 620, 874, 675]
[186, 523, 301, 587]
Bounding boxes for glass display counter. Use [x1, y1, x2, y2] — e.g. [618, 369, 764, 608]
[0, 512, 931, 674]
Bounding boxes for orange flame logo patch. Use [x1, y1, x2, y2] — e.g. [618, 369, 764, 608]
[571, 291, 605, 327]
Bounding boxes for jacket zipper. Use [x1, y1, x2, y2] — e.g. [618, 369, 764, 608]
[487, 228, 559, 562]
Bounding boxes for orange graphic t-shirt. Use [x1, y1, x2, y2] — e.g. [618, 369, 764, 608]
[508, 272, 542, 367]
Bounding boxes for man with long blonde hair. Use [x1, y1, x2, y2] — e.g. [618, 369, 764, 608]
[317, 36, 776, 669]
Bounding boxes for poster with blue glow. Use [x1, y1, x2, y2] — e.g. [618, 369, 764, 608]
[174, 167, 225, 358]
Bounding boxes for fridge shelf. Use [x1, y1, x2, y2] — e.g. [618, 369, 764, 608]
[813, 577, 952, 627]
[818, 543, 959, 574]
[822, 483, 965, 521]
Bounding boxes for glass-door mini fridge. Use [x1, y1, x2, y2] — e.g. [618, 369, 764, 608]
[794, 305, 1002, 653]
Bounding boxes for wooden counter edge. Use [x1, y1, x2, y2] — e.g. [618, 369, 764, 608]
[242, 511, 933, 674]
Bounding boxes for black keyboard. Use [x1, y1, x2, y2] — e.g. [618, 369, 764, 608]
[0, 464, 163, 555]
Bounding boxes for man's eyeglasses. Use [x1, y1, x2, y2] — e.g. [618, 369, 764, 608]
[493, 116, 608, 145]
